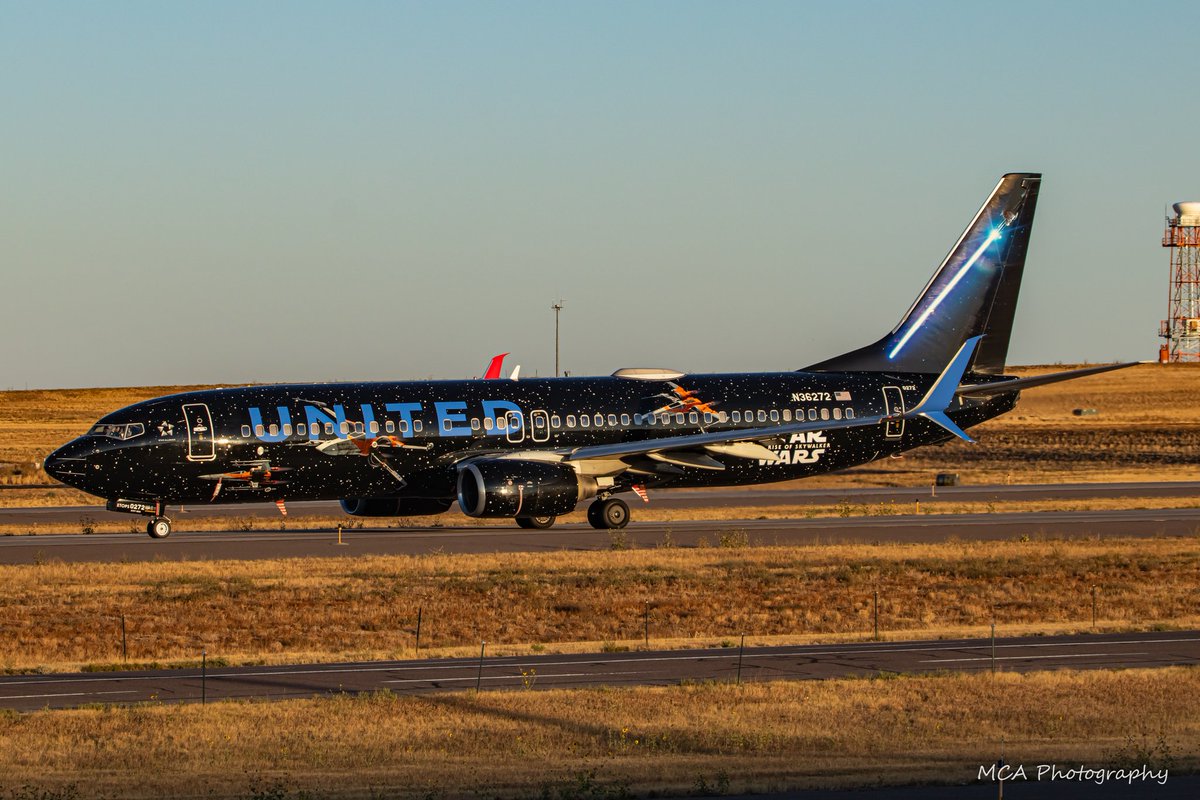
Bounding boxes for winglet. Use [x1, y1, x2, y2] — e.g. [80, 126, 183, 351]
[483, 353, 509, 380]
[908, 335, 982, 443]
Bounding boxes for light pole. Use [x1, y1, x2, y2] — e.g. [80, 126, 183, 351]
[551, 300, 564, 377]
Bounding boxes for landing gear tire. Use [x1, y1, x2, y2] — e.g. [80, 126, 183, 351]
[587, 498, 629, 530]
[146, 517, 172, 539]
[515, 515, 556, 530]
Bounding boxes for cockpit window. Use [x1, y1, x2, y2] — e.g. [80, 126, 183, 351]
[90, 423, 145, 440]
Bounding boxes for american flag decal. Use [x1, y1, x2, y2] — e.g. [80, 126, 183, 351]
[834, 391, 852, 401]
[632, 484, 649, 503]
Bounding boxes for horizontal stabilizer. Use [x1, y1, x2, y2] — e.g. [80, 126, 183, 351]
[908, 336, 982, 443]
[956, 362, 1139, 397]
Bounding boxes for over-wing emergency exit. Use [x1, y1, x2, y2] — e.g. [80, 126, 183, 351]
[45, 174, 1135, 537]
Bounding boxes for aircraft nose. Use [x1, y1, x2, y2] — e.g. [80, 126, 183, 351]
[43, 440, 91, 487]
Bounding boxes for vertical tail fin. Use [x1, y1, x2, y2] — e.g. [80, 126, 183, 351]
[808, 173, 1041, 375]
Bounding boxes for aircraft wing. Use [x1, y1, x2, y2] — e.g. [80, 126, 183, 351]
[563, 414, 886, 465]
[566, 336, 986, 465]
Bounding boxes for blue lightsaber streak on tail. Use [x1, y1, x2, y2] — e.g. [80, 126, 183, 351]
[888, 227, 1003, 360]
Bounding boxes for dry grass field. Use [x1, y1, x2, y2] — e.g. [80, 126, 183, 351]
[2, 538, 1196, 673]
[0, 669, 1193, 799]
[3, 365, 1200, 503]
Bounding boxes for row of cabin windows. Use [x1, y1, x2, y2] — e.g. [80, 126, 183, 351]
[239, 406, 854, 439]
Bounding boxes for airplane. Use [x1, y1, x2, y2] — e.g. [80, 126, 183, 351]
[44, 173, 1136, 538]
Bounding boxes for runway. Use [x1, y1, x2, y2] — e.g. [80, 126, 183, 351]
[3, 479, 1200, 529]
[1, 630, 1195, 712]
[1, 505, 1199, 563]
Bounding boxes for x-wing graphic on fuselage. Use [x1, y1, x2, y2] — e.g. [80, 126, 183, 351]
[45, 173, 1137, 538]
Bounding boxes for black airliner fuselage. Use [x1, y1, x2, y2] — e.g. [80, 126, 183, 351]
[43, 174, 1133, 537]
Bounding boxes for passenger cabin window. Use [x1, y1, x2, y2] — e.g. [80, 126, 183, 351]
[674, 413, 684, 425]
[282, 424, 293, 436]
[339, 422, 350, 435]
[580, 415, 590, 428]
[298, 423, 308, 435]
[325, 422, 335, 435]
[783, 410, 792, 422]
[808, 409, 817, 421]
[496, 417, 507, 430]
[567, 415, 576, 428]
[413, 420, 423, 433]
[470, 418, 481, 431]
[241, 425, 251, 437]
[833, 408, 842, 420]
[269, 424, 279, 436]
[688, 411, 698, 424]
[757, 410, 767, 422]
[594, 414, 603, 427]
[398, 420, 408, 433]
[620, 414, 630, 426]
[703, 412, 713, 424]
[551, 415, 561, 428]
[255, 424, 265, 437]
[732, 411, 741, 423]
[769, 410, 779, 422]
[607, 414, 617, 426]
[820, 408, 830, 420]
[484, 417, 493, 431]
[846, 408, 855, 419]
[442, 419, 452, 432]
[384, 421, 395, 433]
[369, 421, 379, 434]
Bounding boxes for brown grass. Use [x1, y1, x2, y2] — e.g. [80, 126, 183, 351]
[1, 668, 1195, 798]
[2, 537, 1197, 673]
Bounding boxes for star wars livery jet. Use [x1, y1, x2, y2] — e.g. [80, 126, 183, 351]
[45, 174, 1133, 538]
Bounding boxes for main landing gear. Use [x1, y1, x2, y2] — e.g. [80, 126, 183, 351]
[146, 517, 173, 539]
[587, 497, 629, 530]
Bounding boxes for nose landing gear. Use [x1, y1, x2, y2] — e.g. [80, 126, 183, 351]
[105, 498, 173, 539]
[146, 517, 173, 539]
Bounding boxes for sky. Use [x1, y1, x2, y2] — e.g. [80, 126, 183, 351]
[3, 1, 1199, 389]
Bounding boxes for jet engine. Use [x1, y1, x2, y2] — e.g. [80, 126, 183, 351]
[339, 497, 454, 517]
[457, 460, 598, 518]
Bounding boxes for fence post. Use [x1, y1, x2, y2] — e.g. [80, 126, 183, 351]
[736, 633, 745, 686]
[120, 614, 127, 663]
[643, 601, 649, 648]
[415, 606, 423, 652]
[991, 623, 996, 675]
[476, 641, 486, 692]
[873, 591, 879, 641]
[1092, 585, 1097, 628]
[201, 648, 207, 706]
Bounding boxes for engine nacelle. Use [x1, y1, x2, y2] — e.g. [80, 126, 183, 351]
[457, 460, 598, 518]
[339, 497, 454, 517]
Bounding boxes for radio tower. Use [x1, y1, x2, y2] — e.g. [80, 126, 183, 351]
[1159, 202, 1200, 362]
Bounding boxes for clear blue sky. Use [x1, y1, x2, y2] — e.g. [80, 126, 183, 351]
[3, 1, 1197, 388]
